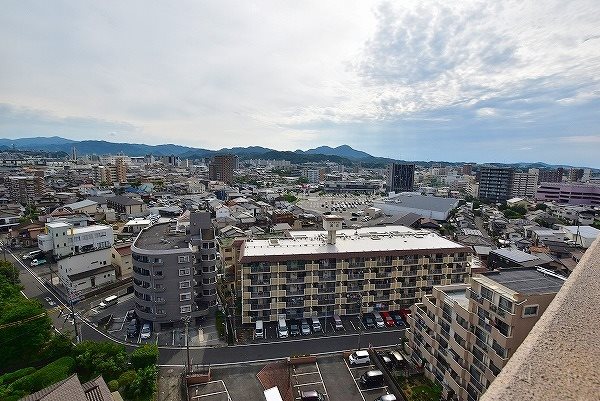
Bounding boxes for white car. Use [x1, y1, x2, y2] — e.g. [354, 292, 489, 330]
[349, 350, 371, 366]
[44, 297, 56, 307]
[140, 323, 152, 339]
[374, 314, 385, 328]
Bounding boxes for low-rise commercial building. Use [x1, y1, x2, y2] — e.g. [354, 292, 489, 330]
[535, 182, 600, 205]
[239, 216, 472, 324]
[373, 193, 460, 221]
[407, 268, 565, 401]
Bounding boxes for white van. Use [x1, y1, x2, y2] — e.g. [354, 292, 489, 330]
[255, 320, 264, 339]
[99, 295, 118, 309]
[277, 318, 289, 339]
[349, 349, 371, 366]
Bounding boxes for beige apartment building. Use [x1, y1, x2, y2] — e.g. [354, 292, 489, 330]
[407, 268, 565, 401]
[239, 216, 472, 324]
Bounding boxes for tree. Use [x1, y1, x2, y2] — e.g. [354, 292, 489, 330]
[0, 261, 19, 285]
[535, 203, 548, 211]
[125, 366, 157, 401]
[73, 341, 128, 382]
[130, 344, 158, 370]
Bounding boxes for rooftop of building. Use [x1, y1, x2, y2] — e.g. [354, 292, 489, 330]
[134, 222, 190, 250]
[63, 199, 98, 210]
[561, 225, 600, 238]
[20, 374, 113, 401]
[490, 248, 541, 263]
[481, 238, 600, 401]
[442, 287, 470, 309]
[107, 195, 144, 206]
[375, 193, 459, 213]
[241, 225, 469, 260]
[478, 268, 565, 296]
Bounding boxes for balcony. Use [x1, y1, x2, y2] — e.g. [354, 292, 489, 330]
[490, 325, 512, 349]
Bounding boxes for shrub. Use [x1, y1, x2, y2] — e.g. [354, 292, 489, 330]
[130, 344, 158, 370]
[125, 366, 157, 401]
[73, 341, 128, 382]
[107, 379, 120, 392]
[0, 367, 36, 386]
[118, 370, 137, 388]
[9, 356, 75, 394]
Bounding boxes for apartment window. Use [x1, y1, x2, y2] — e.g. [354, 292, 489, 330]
[178, 268, 191, 276]
[154, 258, 162, 263]
[180, 305, 192, 313]
[179, 280, 191, 289]
[179, 292, 192, 301]
[154, 270, 163, 276]
[523, 305, 539, 317]
[480, 285, 493, 302]
[178, 255, 190, 263]
[155, 283, 163, 290]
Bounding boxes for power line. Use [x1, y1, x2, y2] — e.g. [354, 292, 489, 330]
[0, 313, 47, 330]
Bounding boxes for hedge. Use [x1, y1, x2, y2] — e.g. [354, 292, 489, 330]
[9, 356, 75, 394]
[0, 367, 36, 386]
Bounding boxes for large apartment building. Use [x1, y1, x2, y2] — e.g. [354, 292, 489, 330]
[407, 268, 564, 401]
[209, 154, 238, 184]
[239, 216, 472, 324]
[7, 175, 45, 204]
[131, 212, 218, 330]
[511, 172, 538, 198]
[387, 163, 415, 193]
[477, 166, 514, 202]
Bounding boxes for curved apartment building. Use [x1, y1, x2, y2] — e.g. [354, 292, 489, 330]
[132, 212, 217, 330]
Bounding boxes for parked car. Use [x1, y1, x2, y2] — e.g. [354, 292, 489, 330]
[126, 309, 136, 321]
[300, 390, 326, 401]
[359, 370, 384, 388]
[311, 317, 322, 333]
[127, 319, 139, 338]
[374, 395, 397, 401]
[333, 314, 344, 331]
[380, 311, 395, 327]
[289, 320, 301, 336]
[44, 296, 56, 307]
[140, 323, 151, 339]
[301, 319, 311, 335]
[348, 350, 370, 366]
[374, 313, 385, 328]
[23, 250, 43, 260]
[362, 313, 376, 329]
[277, 318, 289, 339]
[389, 311, 406, 327]
[30, 258, 47, 267]
[255, 320, 264, 339]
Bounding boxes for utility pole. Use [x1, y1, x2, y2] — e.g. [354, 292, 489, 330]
[183, 315, 191, 374]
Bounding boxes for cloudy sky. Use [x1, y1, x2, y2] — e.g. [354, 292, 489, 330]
[1, 1, 599, 166]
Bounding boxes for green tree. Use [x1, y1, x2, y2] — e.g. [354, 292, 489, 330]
[0, 297, 52, 371]
[130, 344, 158, 370]
[125, 366, 157, 401]
[535, 203, 548, 211]
[0, 261, 19, 285]
[73, 341, 128, 382]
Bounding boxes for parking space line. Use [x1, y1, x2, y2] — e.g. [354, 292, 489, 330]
[295, 381, 324, 387]
[361, 386, 388, 392]
[293, 371, 319, 377]
[349, 364, 376, 370]
[191, 390, 227, 399]
[314, 361, 328, 397]
[350, 320, 356, 330]
[344, 359, 366, 401]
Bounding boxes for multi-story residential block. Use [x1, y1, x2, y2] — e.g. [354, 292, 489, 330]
[131, 212, 217, 330]
[511, 172, 538, 198]
[302, 169, 322, 184]
[38, 222, 115, 292]
[387, 163, 415, 192]
[7, 175, 45, 204]
[567, 168, 584, 182]
[407, 268, 565, 401]
[239, 216, 472, 324]
[476, 166, 514, 202]
[534, 182, 600, 205]
[534, 167, 563, 183]
[209, 154, 238, 184]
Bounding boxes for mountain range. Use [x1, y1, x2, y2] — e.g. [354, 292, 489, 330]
[0, 136, 589, 170]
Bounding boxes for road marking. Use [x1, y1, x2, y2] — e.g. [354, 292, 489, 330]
[172, 330, 175, 346]
[362, 386, 388, 392]
[155, 334, 159, 345]
[350, 320, 356, 330]
[190, 390, 227, 399]
[314, 361, 328, 397]
[344, 359, 366, 401]
[295, 381, 324, 387]
[293, 371, 319, 377]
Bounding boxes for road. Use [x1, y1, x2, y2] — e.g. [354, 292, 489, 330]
[9, 247, 406, 366]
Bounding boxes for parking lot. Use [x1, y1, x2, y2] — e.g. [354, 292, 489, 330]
[249, 314, 405, 345]
[291, 361, 328, 400]
[89, 294, 224, 347]
[344, 359, 390, 401]
[189, 380, 232, 401]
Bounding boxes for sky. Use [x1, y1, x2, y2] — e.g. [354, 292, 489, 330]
[1, 0, 600, 167]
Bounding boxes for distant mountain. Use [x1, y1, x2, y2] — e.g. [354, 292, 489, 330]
[304, 145, 374, 160]
[0, 136, 76, 148]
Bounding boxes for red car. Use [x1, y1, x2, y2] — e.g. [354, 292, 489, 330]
[380, 311, 395, 327]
